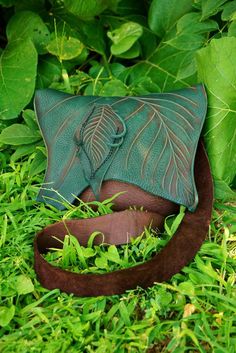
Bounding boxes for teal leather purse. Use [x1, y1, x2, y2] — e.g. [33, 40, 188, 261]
[35, 84, 206, 211]
[34, 84, 213, 297]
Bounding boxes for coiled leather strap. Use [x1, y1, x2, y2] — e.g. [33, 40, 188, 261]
[34, 142, 213, 296]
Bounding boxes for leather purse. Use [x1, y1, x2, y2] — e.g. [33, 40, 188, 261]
[34, 84, 213, 296]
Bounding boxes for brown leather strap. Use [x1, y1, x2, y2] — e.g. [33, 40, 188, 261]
[34, 142, 213, 296]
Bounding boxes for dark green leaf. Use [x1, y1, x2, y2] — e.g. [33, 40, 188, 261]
[64, 0, 108, 17]
[77, 20, 106, 54]
[221, 1, 236, 21]
[0, 0, 15, 7]
[0, 124, 41, 145]
[0, 39, 37, 120]
[29, 149, 47, 176]
[166, 33, 204, 51]
[36, 56, 62, 89]
[201, 0, 228, 20]
[6, 11, 50, 54]
[15, 0, 45, 13]
[177, 12, 219, 34]
[10, 143, 40, 162]
[148, 0, 193, 37]
[197, 37, 236, 188]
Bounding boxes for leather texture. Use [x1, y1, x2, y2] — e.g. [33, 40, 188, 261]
[34, 84, 207, 212]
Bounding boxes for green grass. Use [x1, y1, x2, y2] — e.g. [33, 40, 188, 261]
[0, 156, 236, 353]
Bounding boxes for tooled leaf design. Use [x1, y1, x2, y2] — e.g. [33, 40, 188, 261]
[77, 103, 126, 175]
[115, 90, 203, 207]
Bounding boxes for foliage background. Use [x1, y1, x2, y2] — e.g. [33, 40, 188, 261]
[0, 0, 236, 352]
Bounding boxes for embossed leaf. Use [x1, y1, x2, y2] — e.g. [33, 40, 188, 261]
[119, 85, 206, 209]
[79, 104, 125, 173]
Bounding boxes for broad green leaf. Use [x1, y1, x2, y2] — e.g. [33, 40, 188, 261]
[201, 0, 228, 20]
[6, 11, 50, 54]
[221, 1, 236, 21]
[176, 52, 197, 81]
[0, 306, 15, 327]
[0, 39, 37, 120]
[115, 0, 146, 16]
[101, 79, 127, 96]
[177, 12, 219, 34]
[178, 281, 195, 296]
[139, 25, 158, 58]
[15, 275, 34, 295]
[196, 37, 236, 187]
[36, 56, 62, 89]
[107, 22, 143, 56]
[29, 149, 46, 177]
[77, 20, 106, 55]
[148, 0, 193, 37]
[64, 0, 108, 17]
[166, 33, 204, 51]
[0, 124, 41, 145]
[95, 256, 108, 269]
[128, 43, 197, 92]
[47, 36, 84, 61]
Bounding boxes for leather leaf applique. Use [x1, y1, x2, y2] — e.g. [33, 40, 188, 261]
[75, 103, 126, 196]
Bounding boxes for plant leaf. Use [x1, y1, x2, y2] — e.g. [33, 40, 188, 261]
[201, 0, 228, 20]
[196, 37, 236, 187]
[0, 306, 15, 327]
[29, 149, 47, 177]
[221, 1, 236, 21]
[6, 10, 50, 54]
[36, 56, 62, 89]
[15, 275, 34, 295]
[0, 39, 37, 120]
[107, 22, 143, 56]
[47, 36, 84, 61]
[0, 124, 41, 145]
[148, 0, 193, 37]
[177, 12, 219, 34]
[64, 0, 109, 17]
[101, 79, 127, 96]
